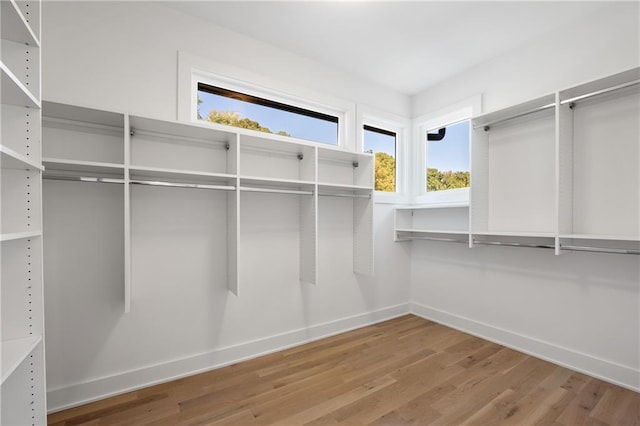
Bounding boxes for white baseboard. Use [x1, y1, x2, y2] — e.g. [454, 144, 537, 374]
[47, 303, 411, 413]
[410, 302, 640, 393]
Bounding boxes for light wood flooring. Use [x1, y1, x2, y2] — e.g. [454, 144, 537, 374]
[48, 315, 639, 425]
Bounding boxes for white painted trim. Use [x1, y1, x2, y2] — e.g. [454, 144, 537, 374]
[359, 105, 411, 203]
[177, 51, 356, 150]
[47, 303, 410, 414]
[412, 95, 481, 205]
[410, 302, 640, 393]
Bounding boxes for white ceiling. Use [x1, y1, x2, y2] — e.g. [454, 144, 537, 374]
[165, 1, 612, 95]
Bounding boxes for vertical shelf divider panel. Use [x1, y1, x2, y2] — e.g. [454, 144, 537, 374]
[353, 189, 374, 275]
[1, 0, 46, 423]
[470, 121, 489, 248]
[124, 114, 132, 312]
[227, 134, 240, 295]
[556, 94, 573, 255]
[300, 146, 318, 285]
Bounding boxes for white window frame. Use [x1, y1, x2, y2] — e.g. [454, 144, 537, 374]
[412, 95, 481, 206]
[360, 107, 410, 204]
[177, 51, 355, 149]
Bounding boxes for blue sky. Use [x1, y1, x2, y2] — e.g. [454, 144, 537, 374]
[199, 90, 469, 172]
[427, 120, 469, 172]
[198, 90, 338, 144]
[363, 128, 395, 157]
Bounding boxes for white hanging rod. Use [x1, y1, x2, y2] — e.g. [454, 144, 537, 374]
[130, 128, 229, 148]
[43, 175, 124, 184]
[318, 192, 371, 199]
[473, 240, 555, 250]
[561, 245, 640, 255]
[130, 180, 235, 191]
[561, 79, 640, 105]
[397, 235, 468, 243]
[42, 116, 124, 134]
[472, 103, 555, 131]
[239, 186, 313, 196]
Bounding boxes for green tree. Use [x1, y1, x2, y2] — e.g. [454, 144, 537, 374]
[374, 152, 395, 192]
[427, 168, 470, 192]
[206, 109, 290, 136]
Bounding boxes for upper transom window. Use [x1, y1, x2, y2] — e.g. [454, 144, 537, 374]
[198, 82, 339, 145]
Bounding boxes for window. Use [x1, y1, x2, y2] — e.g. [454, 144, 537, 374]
[426, 120, 470, 192]
[197, 83, 339, 145]
[363, 125, 397, 192]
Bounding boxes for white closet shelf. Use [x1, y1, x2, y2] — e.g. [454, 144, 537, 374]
[43, 101, 125, 129]
[0, 335, 42, 385]
[129, 165, 236, 185]
[317, 147, 372, 163]
[240, 176, 314, 191]
[43, 158, 124, 175]
[472, 231, 556, 238]
[0, 60, 40, 109]
[0, 230, 41, 242]
[240, 133, 316, 154]
[318, 182, 373, 192]
[397, 228, 468, 235]
[395, 202, 469, 210]
[130, 116, 236, 145]
[1, 144, 42, 171]
[473, 94, 555, 129]
[559, 234, 640, 242]
[560, 68, 640, 103]
[1, 0, 39, 47]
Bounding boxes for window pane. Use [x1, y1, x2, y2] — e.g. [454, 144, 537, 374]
[364, 125, 396, 192]
[197, 84, 338, 145]
[426, 120, 470, 192]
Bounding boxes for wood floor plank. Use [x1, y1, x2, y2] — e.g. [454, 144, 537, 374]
[49, 315, 640, 426]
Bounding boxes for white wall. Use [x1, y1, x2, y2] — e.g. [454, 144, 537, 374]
[42, 2, 410, 121]
[412, 3, 640, 117]
[410, 2, 640, 391]
[42, 2, 411, 411]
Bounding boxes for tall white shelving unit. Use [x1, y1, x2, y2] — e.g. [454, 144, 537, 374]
[394, 67, 639, 256]
[41, 101, 374, 312]
[1, 0, 46, 424]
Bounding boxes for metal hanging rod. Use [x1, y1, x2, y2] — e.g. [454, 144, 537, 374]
[318, 192, 371, 199]
[130, 180, 235, 191]
[397, 235, 468, 244]
[239, 186, 313, 196]
[319, 157, 363, 168]
[561, 245, 640, 255]
[472, 240, 555, 250]
[130, 128, 228, 148]
[561, 79, 640, 105]
[240, 143, 307, 160]
[473, 103, 555, 131]
[43, 175, 125, 184]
